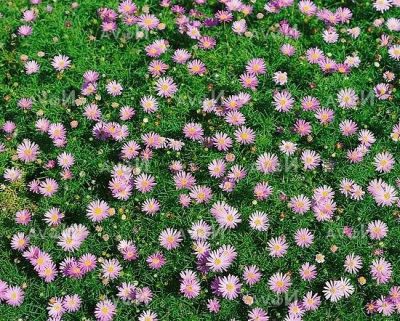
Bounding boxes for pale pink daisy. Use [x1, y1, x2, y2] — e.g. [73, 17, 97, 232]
[289, 195, 311, 214]
[4, 286, 24, 306]
[155, 77, 177, 97]
[268, 236, 288, 257]
[106, 81, 123, 96]
[249, 211, 269, 231]
[24, 60, 40, 74]
[256, 153, 279, 173]
[218, 275, 241, 300]
[302, 291, 321, 311]
[51, 55, 71, 71]
[367, 220, 388, 240]
[388, 45, 400, 60]
[294, 228, 314, 248]
[39, 178, 59, 197]
[246, 58, 266, 75]
[299, 262, 317, 281]
[243, 265, 262, 286]
[94, 299, 116, 321]
[159, 228, 182, 250]
[139, 310, 158, 321]
[86, 200, 110, 222]
[338, 88, 358, 108]
[273, 90, 294, 112]
[374, 152, 395, 173]
[101, 258, 122, 280]
[370, 258, 392, 284]
[301, 150, 321, 170]
[17, 139, 40, 163]
[339, 119, 358, 136]
[344, 253, 363, 274]
[268, 272, 291, 294]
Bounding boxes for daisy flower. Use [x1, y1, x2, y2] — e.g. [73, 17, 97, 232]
[246, 58, 266, 75]
[301, 150, 320, 170]
[39, 178, 59, 197]
[256, 153, 279, 174]
[300, 262, 317, 281]
[134, 173, 156, 193]
[140, 96, 158, 113]
[101, 259, 122, 280]
[51, 55, 71, 71]
[189, 185, 213, 203]
[218, 275, 241, 300]
[374, 152, 395, 173]
[294, 228, 314, 248]
[86, 200, 110, 222]
[388, 45, 400, 60]
[268, 272, 291, 294]
[159, 228, 182, 250]
[146, 252, 166, 269]
[289, 195, 311, 214]
[137, 14, 159, 30]
[273, 90, 294, 112]
[339, 119, 358, 136]
[254, 181, 273, 200]
[268, 236, 288, 257]
[249, 211, 269, 231]
[367, 220, 388, 240]
[173, 49, 191, 64]
[212, 132, 232, 151]
[139, 310, 158, 321]
[16, 139, 40, 163]
[302, 291, 321, 311]
[240, 73, 258, 90]
[337, 88, 358, 108]
[188, 60, 206, 75]
[155, 77, 177, 97]
[344, 253, 363, 274]
[106, 81, 123, 96]
[10, 232, 30, 251]
[4, 286, 24, 306]
[63, 294, 81, 312]
[370, 258, 392, 284]
[94, 299, 116, 321]
[25, 60, 40, 74]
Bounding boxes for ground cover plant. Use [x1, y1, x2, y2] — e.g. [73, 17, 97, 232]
[0, 0, 400, 320]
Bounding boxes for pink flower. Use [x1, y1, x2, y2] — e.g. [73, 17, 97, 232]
[17, 139, 40, 163]
[256, 153, 279, 173]
[159, 228, 182, 250]
[4, 286, 24, 306]
[273, 90, 294, 112]
[268, 272, 291, 294]
[101, 259, 122, 280]
[243, 265, 262, 285]
[301, 150, 321, 170]
[218, 275, 241, 300]
[370, 258, 392, 284]
[147, 252, 166, 269]
[268, 235, 288, 257]
[367, 220, 388, 240]
[94, 299, 116, 321]
[106, 81, 123, 96]
[155, 77, 177, 97]
[51, 55, 71, 71]
[86, 200, 110, 222]
[299, 262, 317, 281]
[254, 181, 273, 200]
[374, 152, 395, 173]
[294, 228, 314, 247]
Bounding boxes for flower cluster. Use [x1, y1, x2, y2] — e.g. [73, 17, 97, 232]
[2, 0, 400, 320]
